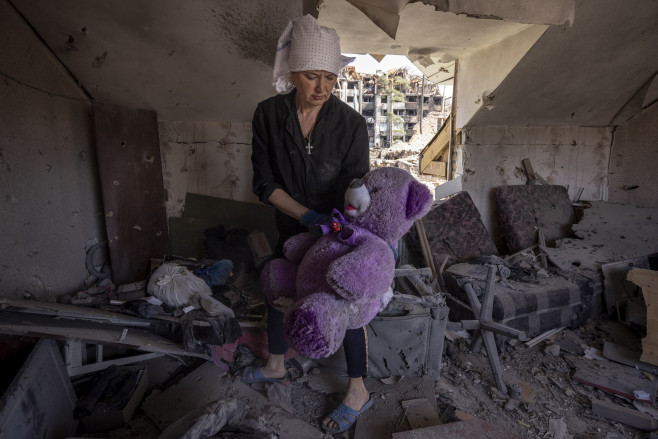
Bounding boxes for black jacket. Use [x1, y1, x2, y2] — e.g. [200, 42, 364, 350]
[251, 90, 370, 241]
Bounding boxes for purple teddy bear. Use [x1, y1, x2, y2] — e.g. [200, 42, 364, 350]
[261, 167, 433, 359]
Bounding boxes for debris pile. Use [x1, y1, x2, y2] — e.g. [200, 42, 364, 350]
[371, 110, 447, 196]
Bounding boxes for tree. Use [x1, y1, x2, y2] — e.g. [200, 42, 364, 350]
[376, 74, 406, 102]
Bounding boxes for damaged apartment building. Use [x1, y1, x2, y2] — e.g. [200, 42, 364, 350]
[334, 66, 451, 147]
[1, 1, 658, 438]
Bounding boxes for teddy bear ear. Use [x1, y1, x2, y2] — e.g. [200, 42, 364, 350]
[405, 180, 433, 220]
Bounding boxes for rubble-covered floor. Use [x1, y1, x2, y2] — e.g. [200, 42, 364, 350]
[75, 314, 657, 439]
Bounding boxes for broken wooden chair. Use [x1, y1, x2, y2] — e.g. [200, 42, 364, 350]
[449, 265, 527, 395]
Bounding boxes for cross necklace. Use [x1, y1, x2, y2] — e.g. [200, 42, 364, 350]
[305, 130, 314, 154]
[303, 121, 316, 155]
[299, 112, 317, 155]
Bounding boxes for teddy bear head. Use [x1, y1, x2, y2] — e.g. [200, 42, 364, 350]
[343, 167, 433, 245]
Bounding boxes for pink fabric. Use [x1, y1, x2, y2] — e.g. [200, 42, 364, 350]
[208, 324, 298, 371]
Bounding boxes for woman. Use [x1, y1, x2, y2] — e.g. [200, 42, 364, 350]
[246, 14, 373, 433]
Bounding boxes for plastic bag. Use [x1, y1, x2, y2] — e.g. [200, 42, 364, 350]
[147, 263, 234, 317]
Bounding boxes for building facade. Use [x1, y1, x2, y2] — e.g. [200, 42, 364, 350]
[334, 67, 451, 148]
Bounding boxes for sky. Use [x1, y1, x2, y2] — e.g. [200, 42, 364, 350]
[343, 53, 423, 75]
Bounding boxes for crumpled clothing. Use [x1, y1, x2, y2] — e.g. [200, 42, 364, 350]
[193, 259, 233, 287]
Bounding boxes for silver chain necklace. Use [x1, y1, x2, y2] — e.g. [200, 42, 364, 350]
[302, 118, 316, 155]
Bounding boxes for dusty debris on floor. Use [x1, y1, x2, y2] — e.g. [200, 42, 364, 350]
[2, 170, 658, 438]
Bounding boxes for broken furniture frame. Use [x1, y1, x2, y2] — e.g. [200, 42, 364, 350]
[522, 157, 549, 185]
[64, 340, 164, 377]
[0, 297, 211, 378]
[450, 265, 527, 395]
[413, 218, 449, 294]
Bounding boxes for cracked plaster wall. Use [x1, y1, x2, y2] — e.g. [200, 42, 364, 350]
[457, 126, 612, 250]
[608, 103, 658, 208]
[456, 24, 548, 130]
[159, 121, 257, 219]
[0, 1, 105, 299]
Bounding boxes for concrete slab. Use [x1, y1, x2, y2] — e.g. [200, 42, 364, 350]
[355, 375, 436, 438]
[391, 417, 523, 439]
[141, 361, 324, 437]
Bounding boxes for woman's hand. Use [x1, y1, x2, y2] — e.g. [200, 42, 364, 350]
[302, 210, 331, 237]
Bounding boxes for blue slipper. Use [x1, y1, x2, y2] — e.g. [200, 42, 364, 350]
[240, 366, 287, 384]
[323, 396, 374, 434]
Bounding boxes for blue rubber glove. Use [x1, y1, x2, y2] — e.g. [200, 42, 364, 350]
[301, 210, 331, 238]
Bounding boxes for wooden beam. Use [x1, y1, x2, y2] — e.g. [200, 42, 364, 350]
[592, 398, 657, 431]
[0, 297, 151, 327]
[419, 115, 450, 173]
[0, 311, 210, 360]
[423, 161, 447, 177]
[522, 158, 549, 185]
[433, 175, 462, 200]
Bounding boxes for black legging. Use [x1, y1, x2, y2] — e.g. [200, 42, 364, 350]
[267, 303, 368, 378]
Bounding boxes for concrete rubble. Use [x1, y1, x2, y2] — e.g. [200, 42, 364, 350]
[1, 156, 657, 438]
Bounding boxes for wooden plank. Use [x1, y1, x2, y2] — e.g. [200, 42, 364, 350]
[601, 257, 650, 316]
[0, 311, 208, 359]
[0, 339, 78, 439]
[93, 102, 170, 285]
[415, 219, 437, 280]
[522, 158, 549, 185]
[0, 297, 151, 327]
[628, 268, 658, 291]
[392, 417, 522, 438]
[423, 161, 447, 177]
[434, 176, 462, 200]
[628, 268, 658, 365]
[401, 398, 440, 429]
[419, 117, 450, 173]
[572, 357, 658, 404]
[522, 158, 536, 184]
[603, 341, 658, 375]
[592, 398, 657, 431]
[641, 339, 658, 366]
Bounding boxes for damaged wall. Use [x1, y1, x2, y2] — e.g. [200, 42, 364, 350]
[159, 121, 258, 218]
[456, 24, 548, 129]
[608, 103, 658, 207]
[10, 0, 303, 123]
[0, 0, 304, 298]
[0, 1, 105, 299]
[458, 126, 612, 249]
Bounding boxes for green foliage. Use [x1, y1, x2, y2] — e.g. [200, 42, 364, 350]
[377, 74, 407, 101]
[393, 76, 409, 88]
[391, 89, 405, 102]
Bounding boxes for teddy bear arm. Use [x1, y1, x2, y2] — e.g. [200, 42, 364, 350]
[283, 232, 317, 264]
[326, 239, 395, 302]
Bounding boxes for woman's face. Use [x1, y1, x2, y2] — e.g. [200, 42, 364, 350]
[292, 70, 337, 108]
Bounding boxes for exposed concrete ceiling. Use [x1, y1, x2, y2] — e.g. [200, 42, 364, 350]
[9, 0, 302, 122]
[319, 1, 534, 84]
[466, 0, 658, 127]
[9, 0, 657, 128]
[319, 0, 573, 84]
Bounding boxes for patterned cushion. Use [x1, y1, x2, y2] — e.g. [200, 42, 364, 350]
[494, 185, 576, 254]
[444, 263, 596, 338]
[405, 191, 498, 267]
